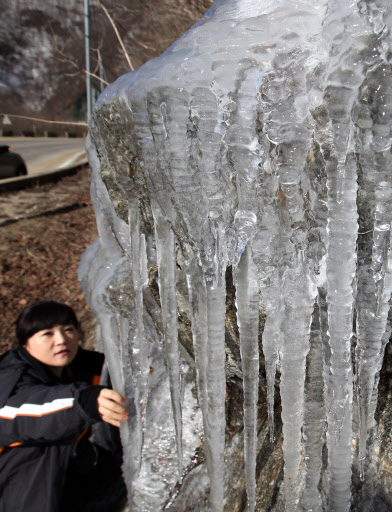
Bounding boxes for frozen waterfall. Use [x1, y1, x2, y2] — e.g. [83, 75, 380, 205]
[78, 0, 392, 510]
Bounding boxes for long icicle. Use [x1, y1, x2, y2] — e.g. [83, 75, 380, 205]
[185, 255, 227, 512]
[325, 152, 357, 511]
[355, 61, 392, 478]
[205, 267, 227, 512]
[154, 215, 183, 477]
[300, 294, 325, 512]
[128, 199, 149, 471]
[185, 256, 209, 438]
[235, 245, 259, 512]
[117, 313, 141, 499]
[259, 271, 284, 442]
[280, 260, 315, 510]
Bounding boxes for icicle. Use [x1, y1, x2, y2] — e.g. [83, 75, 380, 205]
[356, 180, 392, 477]
[271, 126, 316, 512]
[280, 263, 315, 511]
[127, 199, 150, 471]
[324, 153, 357, 511]
[355, 61, 392, 478]
[321, 5, 365, 506]
[79, 254, 142, 500]
[259, 271, 284, 441]
[115, 313, 142, 496]
[185, 256, 209, 431]
[226, 65, 264, 260]
[146, 88, 191, 232]
[190, 85, 230, 226]
[183, 254, 227, 512]
[205, 269, 227, 512]
[300, 295, 325, 512]
[154, 215, 183, 477]
[235, 245, 259, 512]
[253, 183, 284, 442]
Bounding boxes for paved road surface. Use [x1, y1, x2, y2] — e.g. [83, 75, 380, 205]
[0, 137, 87, 177]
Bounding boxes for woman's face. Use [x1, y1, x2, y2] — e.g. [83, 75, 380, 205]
[24, 324, 79, 376]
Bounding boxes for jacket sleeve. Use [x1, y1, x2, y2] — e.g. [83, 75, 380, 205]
[0, 380, 104, 447]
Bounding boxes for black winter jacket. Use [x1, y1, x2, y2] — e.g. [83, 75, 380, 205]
[0, 347, 104, 512]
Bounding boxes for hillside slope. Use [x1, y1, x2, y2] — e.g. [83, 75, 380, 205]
[0, 0, 213, 134]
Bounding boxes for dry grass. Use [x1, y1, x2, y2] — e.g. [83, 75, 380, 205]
[0, 168, 98, 352]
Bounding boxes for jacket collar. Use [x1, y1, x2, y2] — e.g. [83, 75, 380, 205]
[17, 347, 61, 384]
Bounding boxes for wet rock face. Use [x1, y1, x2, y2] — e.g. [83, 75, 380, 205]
[81, 1, 392, 511]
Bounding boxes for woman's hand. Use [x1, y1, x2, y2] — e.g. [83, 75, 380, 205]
[97, 388, 129, 427]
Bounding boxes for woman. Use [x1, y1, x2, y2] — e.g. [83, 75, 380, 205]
[0, 301, 128, 512]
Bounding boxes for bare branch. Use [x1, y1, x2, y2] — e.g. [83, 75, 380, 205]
[86, 70, 109, 85]
[127, 34, 156, 52]
[63, 72, 82, 78]
[55, 48, 109, 86]
[1, 114, 88, 127]
[99, 1, 134, 71]
[56, 48, 81, 71]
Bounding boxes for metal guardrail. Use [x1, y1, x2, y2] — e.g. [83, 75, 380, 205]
[0, 160, 89, 193]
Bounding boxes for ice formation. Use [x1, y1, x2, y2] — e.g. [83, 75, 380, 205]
[79, 0, 392, 510]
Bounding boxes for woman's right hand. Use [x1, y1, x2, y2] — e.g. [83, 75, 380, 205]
[97, 388, 129, 427]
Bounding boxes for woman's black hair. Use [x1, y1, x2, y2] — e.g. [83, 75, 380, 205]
[16, 301, 79, 347]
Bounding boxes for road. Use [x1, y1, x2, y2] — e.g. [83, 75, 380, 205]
[0, 137, 87, 176]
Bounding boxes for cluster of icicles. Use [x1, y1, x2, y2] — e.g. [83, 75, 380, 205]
[80, 0, 392, 510]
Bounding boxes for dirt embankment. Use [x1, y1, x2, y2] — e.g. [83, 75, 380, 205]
[0, 168, 98, 353]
